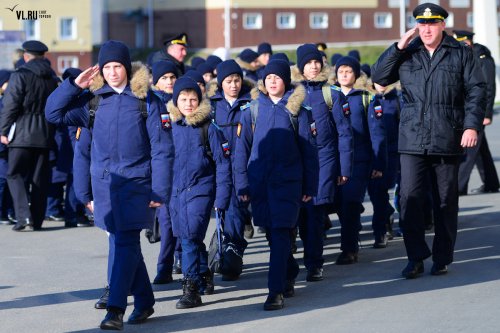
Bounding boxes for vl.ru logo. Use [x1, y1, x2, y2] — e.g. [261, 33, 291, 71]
[4, 4, 52, 20]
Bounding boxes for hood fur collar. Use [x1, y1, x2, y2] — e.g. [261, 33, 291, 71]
[353, 72, 369, 90]
[206, 77, 255, 98]
[90, 61, 149, 99]
[290, 64, 331, 83]
[167, 99, 212, 126]
[235, 57, 259, 72]
[250, 80, 306, 116]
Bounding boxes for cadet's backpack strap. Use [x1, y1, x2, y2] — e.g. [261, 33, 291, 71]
[322, 83, 333, 110]
[362, 91, 373, 115]
[210, 99, 217, 121]
[199, 121, 212, 158]
[249, 100, 259, 133]
[88, 95, 101, 129]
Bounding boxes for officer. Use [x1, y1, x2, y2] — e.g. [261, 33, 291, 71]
[148, 33, 188, 74]
[372, 3, 486, 278]
[45, 40, 174, 329]
[454, 30, 500, 195]
[0, 40, 59, 231]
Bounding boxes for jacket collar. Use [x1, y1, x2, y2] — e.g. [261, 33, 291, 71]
[251, 80, 306, 116]
[167, 99, 212, 126]
[90, 61, 150, 99]
[290, 64, 331, 84]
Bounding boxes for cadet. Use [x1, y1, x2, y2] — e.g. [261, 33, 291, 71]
[149, 33, 188, 75]
[291, 44, 353, 281]
[167, 77, 232, 308]
[257, 42, 273, 79]
[206, 59, 254, 280]
[45, 40, 174, 329]
[372, 3, 485, 278]
[334, 56, 387, 265]
[0, 40, 59, 231]
[236, 48, 260, 82]
[367, 82, 401, 248]
[197, 62, 215, 83]
[235, 60, 319, 310]
[184, 70, 207, 94]
[150, 60, 183, 283]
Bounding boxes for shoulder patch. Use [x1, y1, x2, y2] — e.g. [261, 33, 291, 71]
[301, 104, 312, 111]
[240, 102, 251, 111]
[342, 102, 351, 117]
[330, 85, 342, 92]
[161, 113, 172, 129]
[374, 104, 383, 119]
[221, 140, 231, 158]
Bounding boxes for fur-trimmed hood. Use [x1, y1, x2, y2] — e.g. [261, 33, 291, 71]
[250, 80, 306, 116]
[167, 99, 212, 126]
[90, 61, 150, 99]
[353, 72, 369, 90]
[290, 64, 331, 83]
[206, 77, 255, 99]
[366, 78, 400, 96]
[235, 57, 259, 72]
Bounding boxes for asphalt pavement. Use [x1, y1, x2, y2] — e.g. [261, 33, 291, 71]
[1, 117, 500, 333]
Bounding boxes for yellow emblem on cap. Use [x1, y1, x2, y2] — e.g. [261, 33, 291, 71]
[423, 8, 432, 18]
[171, 35, 187, 45]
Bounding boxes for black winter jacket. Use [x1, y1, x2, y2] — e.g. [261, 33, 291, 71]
[0, 58, 58, 148]
[372, 33, 486, 156]
[473, 43, 496, 119]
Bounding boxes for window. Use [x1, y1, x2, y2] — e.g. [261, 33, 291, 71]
[449, 0, 470, 7]
[23, 20, 40, 40]
[467, 12, 473, 27]
[343, 12, 361, 29]
[418, 0, 439, 4]
[242, 13, 262, 30]
[310, 12, 328, 29]
[374, 12, 392, 28]
[276, 12, 296, 29]
[57, 56, 79, 74]
[388, 0, 409, 8]
[60, 17, 77, 40]
[445, 12, 454, 28]
[406, 13, 416, 28]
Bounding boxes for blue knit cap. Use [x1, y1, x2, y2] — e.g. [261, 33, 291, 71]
[348, 50, 361, 62]
[216, 60, 243, 87]
[258, 42, 273, 55]
[190, 56, 205, 69]
[239, 49, 259, 63]
[262, 60, 291, 90]
[205, 55, 223, 69]
[336, 56, 361, 79]
[296, 43, 323, 73]
[196, 62, 214, 76]
[172, 77, 202, 106]
[330, 53, 342, 67]
[183, 70, 205, 86]
[270, 53, 290, 64]
[152, 60, 178, 85]
[98, 40, 132, 78]
[361, 63, 371, 78]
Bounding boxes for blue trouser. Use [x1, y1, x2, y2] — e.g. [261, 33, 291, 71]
[0, 177, 14, 218]
[298, 203, 326, 270]
[181, 238, 208, 286]
[224, 188, 250, 252]
[157, 205, 181, 277]
[368, 153, 399, 237]
[107, 232, 115, 285]
[64, 174, 86, 220]
[107, 229, 154, 312]
[338, 162, 371, 253]
[46, 181, 64, 217]
[266, 228, 299, 295]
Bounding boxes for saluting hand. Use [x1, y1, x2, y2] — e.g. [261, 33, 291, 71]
[397, 26, 418, 50]
[461, 129, 478, 148]
[75, 65, 100, 90]
[0, 135, 9, 145]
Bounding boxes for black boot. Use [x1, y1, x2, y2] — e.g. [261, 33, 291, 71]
[12, 218, 33, 231]
[172, 257, 182, 274]
[176, 278, 202, 309]
[95, 286, 109, 309]
[263, 293, 284, 311]
[199, 270, 214, 295]
[100, 308, 124, 330]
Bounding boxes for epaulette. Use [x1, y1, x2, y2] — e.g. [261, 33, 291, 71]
[240, 102, 251, 111]
[301, 104, 312, 111]
[330, 85, 342, 92]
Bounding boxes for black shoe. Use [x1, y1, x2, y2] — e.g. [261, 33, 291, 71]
[471, 185, 499, 194]
[7, 214, 17, 224]
[244, 224, 254, 239]
[335, 251, 358, 265]
[373, 234, 388, 249]
[306, 268, 324, 282]
[283, 280, 295, 298]
[172, 258, 182, 274]
[199, 270, 214, 295]
[221, 274, 239, 281]
[263, 293, 284, 311]
[12, 218, 32, 231]
[100, 310, 124, 330]
[176, 279, 202, 309]
[402, 261, 424, 279]
[77, 216, 93, 227]
[430, 263, 448, 276]
[95, 286, 109, 309]
[153, 274, 173, 284]
[127, 307, 154, 324]
[64, 220, 78, 228]
[46, 214, 65, 222]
